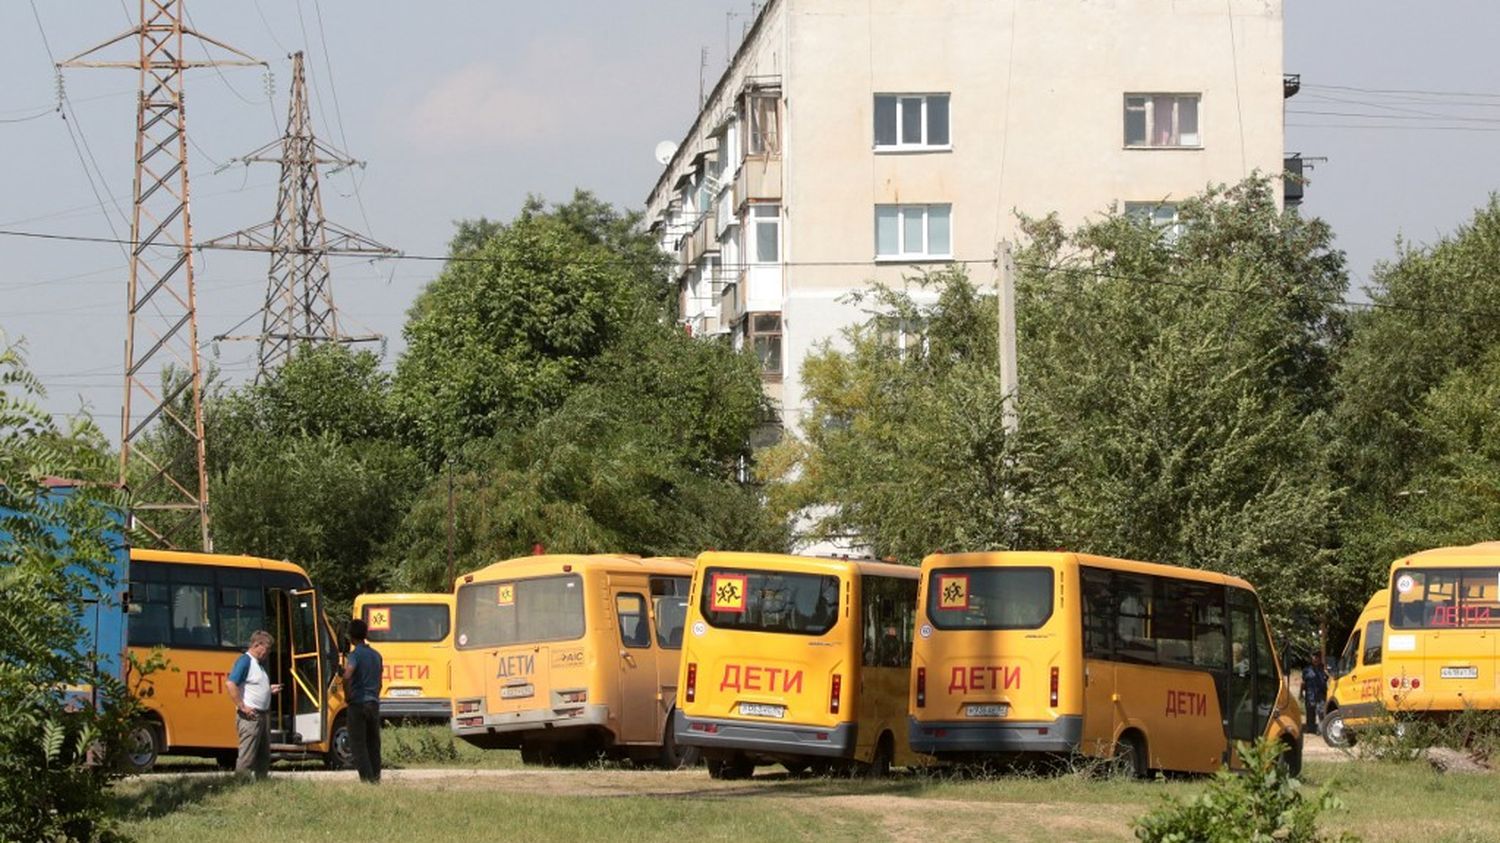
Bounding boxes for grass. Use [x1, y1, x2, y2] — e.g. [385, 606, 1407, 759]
[110, 727, 1500, 843]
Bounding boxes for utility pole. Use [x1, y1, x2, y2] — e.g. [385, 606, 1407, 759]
[201, 51, 394, 381]
[996, 240, 1018, 433]
[60, 1, 263, 551]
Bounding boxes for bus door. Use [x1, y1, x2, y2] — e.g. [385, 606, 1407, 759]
[611, 588, 657, 742]
[651, 579, 691, 722]
[1226, 589, 1278, 754]
[268, 588, 327, 746]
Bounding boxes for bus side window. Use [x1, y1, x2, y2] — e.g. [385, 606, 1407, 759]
[1362, 620, 1384, 666]
[616, 593, 650, 649]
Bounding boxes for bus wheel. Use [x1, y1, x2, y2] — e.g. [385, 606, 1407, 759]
[123, 721, 161, 773]
[657, 718, 700, 770]
[213, 750, 237, 771]
[864, 733, 895, 779]
[706, 756, 754, 780]
[324, 714, 353, 770]
[1113, 732, 1148, 780]
[1277, 738, 1303, 778]
[1321, 710, 1353, 749]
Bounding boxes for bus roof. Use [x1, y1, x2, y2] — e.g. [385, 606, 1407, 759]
[130, 547, 310, 577]
[1393, 542, 1500, 570]
[353, 592, 455, 607]
[696, 551, 918, 580]
[458, 553, 694, 587]
[923, 550, 1256, 592]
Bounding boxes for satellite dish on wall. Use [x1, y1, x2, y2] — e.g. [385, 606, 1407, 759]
[654, 140, 679, 165]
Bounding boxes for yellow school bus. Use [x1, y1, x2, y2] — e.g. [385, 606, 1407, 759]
[675, 552, 922, 779]
[1323, 542, 1500, 747]
[352, 593, 454, 720]
[125, 548, 348, 770]
[451, 554, 695, 766]
[910, 551, 1301, 776]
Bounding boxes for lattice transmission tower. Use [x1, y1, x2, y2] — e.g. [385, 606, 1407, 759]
[203, 51, 395, 380]
[60, 1, 263, 551]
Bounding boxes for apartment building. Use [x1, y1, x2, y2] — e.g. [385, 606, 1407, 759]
[645, 0, 1292, 434]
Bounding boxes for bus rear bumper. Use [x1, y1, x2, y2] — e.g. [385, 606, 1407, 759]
[674, 710, 855, 758]
[907, 715, 1084, 755]
[453, 704, 610, 738]
[378, 697, 451, 720]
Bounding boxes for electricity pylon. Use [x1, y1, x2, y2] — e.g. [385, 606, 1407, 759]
[60, 1, 263, 551]
[202, 51, 395, 380]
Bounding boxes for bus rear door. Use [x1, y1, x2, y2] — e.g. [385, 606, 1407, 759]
[269, 588, 327, 747]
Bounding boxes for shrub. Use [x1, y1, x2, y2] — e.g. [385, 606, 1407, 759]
[1133, 739, 1358, 843]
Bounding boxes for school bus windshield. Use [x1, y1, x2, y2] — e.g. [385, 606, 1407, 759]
[456, 574, 584, 649]
[699, 567, 840, 635]
[366, 604, 450, 643]
[1391, 567, 1500, 629]
[927, 567, 1053, 630]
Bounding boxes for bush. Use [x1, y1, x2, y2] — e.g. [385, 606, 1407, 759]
[1133, 739, 1358, 843]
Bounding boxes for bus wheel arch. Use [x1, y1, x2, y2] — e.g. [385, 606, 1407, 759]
[325, 711, 354, 769]
[865, 731, 895, 779]
[1113, 729, 1149, 779]
[123, 714, 163, 773]
[1320, 707, 1353, 749]
[657, 708, 700, 770]
[1277, 735, 1303, 778]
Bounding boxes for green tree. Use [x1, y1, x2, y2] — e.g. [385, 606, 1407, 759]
[1, 335, 137, 841]
[394, 191, 668, 462]
[209, 345, 425, 609]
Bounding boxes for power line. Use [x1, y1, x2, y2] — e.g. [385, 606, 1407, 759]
[1303, 82, 1500, 100]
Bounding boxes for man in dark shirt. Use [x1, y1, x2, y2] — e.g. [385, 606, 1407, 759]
[1302, 652, 1330, 732]
[342, 618, 384, 783]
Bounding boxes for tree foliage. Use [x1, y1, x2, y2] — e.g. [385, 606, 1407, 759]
[0, 335, 136, 842]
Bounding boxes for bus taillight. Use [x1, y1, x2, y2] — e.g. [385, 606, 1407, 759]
[1050, 666, 1059, 707]
[830, 674, 843, 714]
[686, 662, 697, 703]
[916, 667, 927, 708]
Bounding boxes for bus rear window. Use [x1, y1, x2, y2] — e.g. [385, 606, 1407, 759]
[1391, 567, 1500, 629]
[700, 568, 841, 636]
[928, 567, 1053, 630]
[456, 575, 584, 649]
[365, 604, 450, 643]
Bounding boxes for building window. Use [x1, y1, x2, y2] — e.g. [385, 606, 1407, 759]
[874, 204, 952, 260]
[1124, 94, 1200, 148]
[1123, 201, 1183, 239]
[747, 312, 782, 377]
[749, 203, 780, 263]
[873, 94, 950, 150]
[747, 92, 781, 155]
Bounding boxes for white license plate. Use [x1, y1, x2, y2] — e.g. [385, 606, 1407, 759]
[386, 688, 422, 698]
[738, 702, 786, 719]
[1440, 666, 1478, 680]
[500, 683, 534, 699]
[965, 703, 1010, 718]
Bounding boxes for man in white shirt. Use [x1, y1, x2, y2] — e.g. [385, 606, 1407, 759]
[226, 630, 282, 780]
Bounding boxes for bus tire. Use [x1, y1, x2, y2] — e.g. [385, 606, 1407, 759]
[1277, 737, 1303, 778]
[324, 713, 354, 770]
[865, 732, 895, 779]
[657, 716, 700, 770]
[520, 743, 545, 766]
[1114, 731, 1149, 779]
[213, 750, 237, 771]
[1321, 709, 1353, 749]
[706, 755, 754, 780]
[123, 720, 161, 773]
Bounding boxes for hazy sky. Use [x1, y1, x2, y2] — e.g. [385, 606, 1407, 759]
[3, 1, 1499, 434]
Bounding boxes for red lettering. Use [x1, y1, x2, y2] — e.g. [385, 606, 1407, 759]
[185, 671, 201, 698]
[948, 667, 968, 695]
[1003, 666, 1022, 690]
[416, 665, 429, 680]
[719, 665, 742, 692]
[765, 666, 782, 689]
[782, 670, 802, 694]
[1165, 690, 1208, 718]
[743, 666, 763, 691]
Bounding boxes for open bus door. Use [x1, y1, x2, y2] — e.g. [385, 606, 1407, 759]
[268, 588, 327, 748]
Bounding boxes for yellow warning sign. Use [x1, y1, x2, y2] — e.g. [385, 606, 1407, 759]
[497, 583, 515, 606]
[367, 607, 392, 631]
[709, 573, 748, 613]
[936, 574, 969, 611]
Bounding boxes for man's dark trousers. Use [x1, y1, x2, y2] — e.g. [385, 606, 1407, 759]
[349, 701, 381, 783]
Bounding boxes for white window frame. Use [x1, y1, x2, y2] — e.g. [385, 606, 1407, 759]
[1123, 93, 1202, 149]
[1123, 201, 1185, 240]
[874, 203, 953, 261]
[747, 203, 781, 264]
[873, 93, 951, 151]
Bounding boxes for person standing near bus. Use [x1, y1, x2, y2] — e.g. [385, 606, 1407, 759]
[1301, 652, 1329, 731]
[343, 618, 384, 783]
[226, 630, 282, 780]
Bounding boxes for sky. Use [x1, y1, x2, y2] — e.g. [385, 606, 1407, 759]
[3, 1, 1500, 436]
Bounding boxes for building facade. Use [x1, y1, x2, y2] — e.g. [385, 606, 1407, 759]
[645, 0, 1289, 435]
